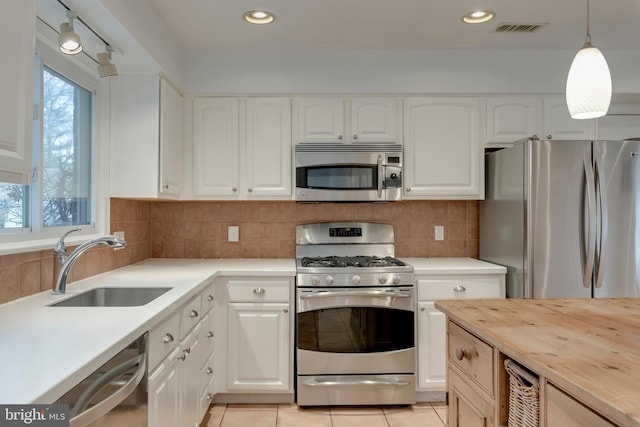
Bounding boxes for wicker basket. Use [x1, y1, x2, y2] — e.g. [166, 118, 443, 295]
[505, 359, 540, 427]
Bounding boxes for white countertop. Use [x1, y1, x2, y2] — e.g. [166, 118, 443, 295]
[0, 258, 295, 404]
[0, 257, 503, 404]
[401, 257, 507, 275]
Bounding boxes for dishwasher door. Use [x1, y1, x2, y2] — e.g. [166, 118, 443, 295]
[56, 333, 148, 427]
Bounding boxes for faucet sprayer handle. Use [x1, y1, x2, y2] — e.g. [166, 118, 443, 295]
[54, 228, 82, 257]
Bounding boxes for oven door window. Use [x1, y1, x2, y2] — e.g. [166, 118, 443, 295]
[297, 166, 376, 190]
[297, 307, 414, 353]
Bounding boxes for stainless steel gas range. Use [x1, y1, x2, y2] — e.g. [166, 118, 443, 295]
[295, 222, 416, 406]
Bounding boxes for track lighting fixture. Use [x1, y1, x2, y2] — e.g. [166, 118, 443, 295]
[97, 45, 118, 78]
[58, 10, 82, 55]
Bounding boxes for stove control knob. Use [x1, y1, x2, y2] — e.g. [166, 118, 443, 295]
[311, 275, 321, 286]
[378, 275, 388, 284]
[325, 275, 334, 285]
[352, 275, 361, 285]
[392, 275, 402, 285]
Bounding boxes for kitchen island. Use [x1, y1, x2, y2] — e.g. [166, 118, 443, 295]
[435, 298, 640, 427]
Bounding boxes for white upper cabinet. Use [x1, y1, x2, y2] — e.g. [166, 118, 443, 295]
[0, 0, 35, 184]
[542, 95, 595, 140]
[596, 104, 640, 140]
[486, 97, 539, 146]
[192, 97, 292, 199]
[295, 97, 400, 143]
[110, 75, 183, 199]
[403, 97, 484, 199]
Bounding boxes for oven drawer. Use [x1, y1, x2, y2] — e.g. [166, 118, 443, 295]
[448, 321, 494, 396]
[225, 280, 291, 303]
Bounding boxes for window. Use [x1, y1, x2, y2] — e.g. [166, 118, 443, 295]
[0, 43, 99, 243]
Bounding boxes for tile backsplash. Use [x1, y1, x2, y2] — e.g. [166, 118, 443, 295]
[0, 198, 478, 304]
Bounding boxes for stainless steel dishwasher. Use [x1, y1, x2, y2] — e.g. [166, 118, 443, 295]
[56, 333, 148, 427]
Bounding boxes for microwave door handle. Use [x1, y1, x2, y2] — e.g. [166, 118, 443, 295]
[377, 155, 383, 198]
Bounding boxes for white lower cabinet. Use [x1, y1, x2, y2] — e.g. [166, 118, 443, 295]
[216, 277, 294, 399]
[416, 274, 505, 398]
[227, 302, 290, 391]
[148, 280, 216, 427]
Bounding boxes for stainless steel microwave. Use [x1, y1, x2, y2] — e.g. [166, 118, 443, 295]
[295, 144, 402, 202]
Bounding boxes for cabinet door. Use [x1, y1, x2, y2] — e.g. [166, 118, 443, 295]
[159, 79, 183, 197]
[0, 0, 34, 184]
[403, 97, 483, 199]
[193, 98, 240, 197]
[179, 322, 204, 427]
[448, 368, 494, 427]
[295, 97, 345, 143]
[351, 97, 400, 143]
[417, 302, 447, 392]
[596, 110, 640, 140]
[244, 98, 292, 197]
[148, 348, 180, 427]
[486, 97, 539, 146]
[543, 96, 595, 140]
[546, 383, 616, 427]
[227, 302, 290, 391]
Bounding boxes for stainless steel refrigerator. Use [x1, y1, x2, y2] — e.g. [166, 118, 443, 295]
[480, 138, 640, 298]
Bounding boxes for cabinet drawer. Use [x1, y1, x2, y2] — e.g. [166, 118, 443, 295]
[149, 312, 180, 371]
[180, 294, 203, 337]
[448, 321, 494, 395]
[202, 282, 216, 313]
[418, 277, 503, 300]
[226, 280, 290, 302]
[546, 383, 615, 427]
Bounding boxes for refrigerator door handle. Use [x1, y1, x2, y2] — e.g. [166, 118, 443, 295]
[594, 161, 607, 288]
[583, 155, 597, 289]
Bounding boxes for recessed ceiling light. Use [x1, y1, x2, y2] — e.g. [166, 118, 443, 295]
[462, 10, 495, 24]
[243, 10, 276, 24]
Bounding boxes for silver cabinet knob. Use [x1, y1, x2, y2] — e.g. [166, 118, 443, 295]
[353, 134, 358, 140]
[232, 187, 238, 192]
[283, 309, 289, 314]
[206, 393, 213, 401]
[406, 188, 411, 192]
[453, 285, 466, 293]
[420, 307, 426, 311]
[248, 188, 253, 192]
[455, 348, 466, 361]
[207, 294, 214, 302]
[207, 331, 214, 338]
[162, 333, 174, 343]
[253, 287, 266, 294]
[206, 367, 214, 375]
[547, 134, 552, 140]
[190, 309, 199, 318]
[338, 134, 343, 140]
[162, 184, 170, 190]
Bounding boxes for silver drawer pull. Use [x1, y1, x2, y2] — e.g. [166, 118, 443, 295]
[162, 333, 174, 343]
[304, 379, 410, 387]
[190, 309, 199, 318]
[253, 287, 266, 295]
[183, 346, 191, 354]
[207, 331, 214, 338]
[177, 353, 186, 361]
[301, 290, 410, 299]
[453, 285, 466, 293]
[207, 294, 214, 302]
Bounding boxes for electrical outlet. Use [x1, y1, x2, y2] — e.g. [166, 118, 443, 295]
[228, 226, 239, 242]
[435, 226, 445, 241]
[114, 231, 125, 240]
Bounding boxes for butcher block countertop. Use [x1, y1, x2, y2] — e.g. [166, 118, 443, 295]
[435, 298, 640, 427]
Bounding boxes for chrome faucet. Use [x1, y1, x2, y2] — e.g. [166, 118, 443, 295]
[53, 229, 126, 294]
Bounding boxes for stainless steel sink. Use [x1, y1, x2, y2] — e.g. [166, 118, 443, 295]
[51, 287, 172, 307]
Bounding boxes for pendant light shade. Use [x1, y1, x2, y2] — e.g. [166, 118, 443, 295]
[565, 0, 611, 119]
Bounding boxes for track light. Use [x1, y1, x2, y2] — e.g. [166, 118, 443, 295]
[97, 45, 118, 78]
[58, 10, 82, 55]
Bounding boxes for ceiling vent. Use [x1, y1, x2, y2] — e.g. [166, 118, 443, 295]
[494, 22, 548, 33]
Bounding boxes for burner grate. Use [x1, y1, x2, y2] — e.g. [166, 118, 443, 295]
[300, 256, 407, 268]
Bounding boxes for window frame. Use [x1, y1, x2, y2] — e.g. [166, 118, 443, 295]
[0, 39, 109, 252]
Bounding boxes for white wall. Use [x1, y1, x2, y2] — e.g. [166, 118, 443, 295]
[183, 48, 640, 96]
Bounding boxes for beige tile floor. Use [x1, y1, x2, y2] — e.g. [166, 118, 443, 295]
[201, 403, 447, 427]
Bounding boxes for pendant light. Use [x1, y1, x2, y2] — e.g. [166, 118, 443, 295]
[565, 0, 611, 119]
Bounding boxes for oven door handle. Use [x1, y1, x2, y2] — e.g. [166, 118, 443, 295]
[304, 379, 411, 387]
[299, 290, 411, 299]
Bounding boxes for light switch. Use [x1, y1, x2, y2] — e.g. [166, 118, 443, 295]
[228, 226, 239, 242]
[435, 226, 445, 241]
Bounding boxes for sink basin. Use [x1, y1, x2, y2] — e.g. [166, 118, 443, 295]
[51, 287, 172, 307]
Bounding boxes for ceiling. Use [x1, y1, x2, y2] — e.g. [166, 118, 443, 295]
[147, 0, 640, 51]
